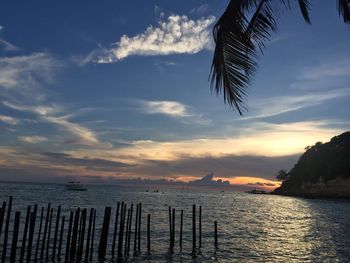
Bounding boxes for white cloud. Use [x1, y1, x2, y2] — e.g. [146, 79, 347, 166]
[139, 100, 192, 117]
[190, 4, 209, 15]
[244, 87, 350, 120]
[0, 38, 19, 51]
[0, 53, 60, 102]
[137, 100, 212, 125]
[43, 116, 98, 144]
[0, 115, 18, 125]
[3, 101, 99, 145]
[84, 15, 215, 64]
[300, 59, 350, 80]
[18, 136, 48, 144]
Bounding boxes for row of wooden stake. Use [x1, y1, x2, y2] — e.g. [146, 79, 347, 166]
[168, 205, 218, 254]
[0, 196, 218, 262]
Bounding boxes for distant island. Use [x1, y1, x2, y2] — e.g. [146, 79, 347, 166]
[273, 131, 350, 199]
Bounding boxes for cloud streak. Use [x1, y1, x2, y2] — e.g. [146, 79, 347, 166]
[3, 101, 99, 145]
[18, 136, 48, 144]
[245, 87, 350, 120]
[0, 115, 18, 125]
[139, 100, 192, 117]
[0, 53, 59, 96]
[85, 15, 215, 64]
[137, 99, 212, 125]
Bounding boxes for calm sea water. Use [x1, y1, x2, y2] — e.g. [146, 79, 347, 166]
[1, 182, 350, 262]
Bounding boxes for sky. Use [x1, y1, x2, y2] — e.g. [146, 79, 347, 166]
[0, 1, 349, 190]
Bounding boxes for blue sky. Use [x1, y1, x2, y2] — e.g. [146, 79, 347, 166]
[0, 1, 349, 188]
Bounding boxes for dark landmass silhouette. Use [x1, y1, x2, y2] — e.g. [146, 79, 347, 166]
[273, 131, 350, 198]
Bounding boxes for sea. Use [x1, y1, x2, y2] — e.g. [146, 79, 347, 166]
[0, 182, 350, 262]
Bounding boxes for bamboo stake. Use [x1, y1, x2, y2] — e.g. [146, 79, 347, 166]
[10, 211, 20, 263]
[192, 204, 196, 256]
[89, 209, 96, 262]
[1, 196, 13, 263]
[45, 208, 53, 261]
[133, 203, 139, 256]
[0, 202, 6, 243]
[199, 206, 202, 249]
[111, 202, 120, 257]
[214, 221, 218, 249]
[52, 205, 61, 261]
[138, 203, 142, 253]
[34, 207, 44, 262]
[40, 203, 51, 260]
[19, 205, 31, 262]
[180, 209, 183, 252]
[147, 214, 150, 254]
[57, 216, 65, 261]
[26, 210, 37, 262]
[98, 207, 111, 260]
[85, 208, 94, 261]
[70, 208, 80, 261]
[64, 211, 74, 262]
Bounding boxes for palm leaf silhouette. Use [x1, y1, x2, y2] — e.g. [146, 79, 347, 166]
[210, 0, 350, 114]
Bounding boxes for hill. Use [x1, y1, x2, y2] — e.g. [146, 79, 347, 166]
[273, 131, 350, 198]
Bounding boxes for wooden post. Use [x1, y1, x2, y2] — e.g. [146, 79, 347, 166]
[111, 202, 120, 257]
[70, 208, 80, 261]
[98, 206, 111, 260]
[27, 204, 38, 262]
[138, 203, 142, 253]
[0, 202, 6, 243]
[40, 203, 51, 260]
[168, 206, 172, 249]
[192, 204, 196, 256]
[19, 205, 31, 262]
[117, 202, 126, 260]
[180, 210, 183, 252]
[10, 211, 20, 263]
[124, 208, 130, 257]
[172, 208, 175, 250]
[199, 206, 202, 249]
[26, 209, 37, 262]
[89, 209, 96, 261]
[127, 204, 133, 256]
[52, 205, 61, 261]
[77, 208, 87, 262]
[214, 221, 218, 249]
[133, 203, 139, 256]
[34, 207, 44, 262]
[65, 211, 74, 262]
[85, 208, 94, 261]
[1, 196, 13, 263]
[57, 216, 65, 261]
[45, 208, 53, 261]
[77, 211, 83, 259]
[147, 214, 150, 254]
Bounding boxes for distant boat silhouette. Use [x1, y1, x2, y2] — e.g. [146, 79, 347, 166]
[245, 189, 267, 194]
[65, 181, 87, 191]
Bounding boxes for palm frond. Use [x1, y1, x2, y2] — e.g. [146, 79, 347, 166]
[297, 0, 311, 23]
[337, 0, 350, 23]
[210, 0, 283, 114]
[210, 0, 349, 114]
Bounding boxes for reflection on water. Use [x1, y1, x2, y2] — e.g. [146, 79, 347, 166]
[0, 182, 350, 262]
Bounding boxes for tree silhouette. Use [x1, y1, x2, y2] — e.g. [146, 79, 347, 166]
[210, 0, 350, 114]
[276, 169, 288, 181]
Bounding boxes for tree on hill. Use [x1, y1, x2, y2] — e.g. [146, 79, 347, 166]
[276, 169, 289, 181]
[274, 131, 350, 194]
[210, 0, 350, 114]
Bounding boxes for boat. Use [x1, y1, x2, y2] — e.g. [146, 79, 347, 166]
[245, 189, 267, 194]
[65, 181, 87, 191]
